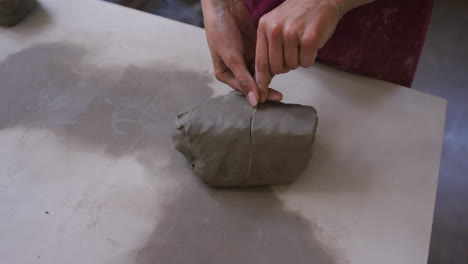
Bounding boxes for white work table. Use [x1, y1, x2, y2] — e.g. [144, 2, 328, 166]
[0, 0, 446, 263]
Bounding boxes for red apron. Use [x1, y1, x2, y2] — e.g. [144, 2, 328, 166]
[244, 0, 434, 87]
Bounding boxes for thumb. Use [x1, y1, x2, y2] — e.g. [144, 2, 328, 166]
[254, 25, 271, 104]
[222, 52, 259, 107]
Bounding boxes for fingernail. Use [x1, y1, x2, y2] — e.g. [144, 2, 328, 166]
[247, 91, 257, 107]
[273, 92, 283, 101]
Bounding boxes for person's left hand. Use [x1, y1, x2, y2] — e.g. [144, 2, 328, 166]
[202, 0, 283, 107]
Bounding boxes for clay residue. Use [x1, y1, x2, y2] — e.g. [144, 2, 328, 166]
[0, 43, 345, 264]
[133, 182, 339, 264]
[0, 42, 212, 156]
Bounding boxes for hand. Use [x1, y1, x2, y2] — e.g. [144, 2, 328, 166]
[255, 0, 374, 103]
[202, 0, 283, 107]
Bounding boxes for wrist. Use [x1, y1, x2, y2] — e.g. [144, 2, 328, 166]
[201, 0, 238, 12]
[202, 0, 243, 25]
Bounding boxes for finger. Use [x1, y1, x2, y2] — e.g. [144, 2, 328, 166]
[215, 68, 262, 106]
[299, 13, 337, 68]
[283, 28, 300, 70]
[266, 88, 283, 102]
[214, 67, 242, 90]
[217, 65, 282, 103]
[267, 24, 286, 74]
[299, 33, 319, 68]
[223, 53, 259, 107]
[212, 56, 247, 93]
[255, 20, 271, 104]
[299, 48, 317, 68]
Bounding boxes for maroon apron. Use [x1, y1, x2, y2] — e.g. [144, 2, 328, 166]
[244, 0, 434, 87]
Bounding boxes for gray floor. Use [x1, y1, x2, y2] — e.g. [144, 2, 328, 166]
[104, 0, 468, 262]
[412, 0, 468, 263]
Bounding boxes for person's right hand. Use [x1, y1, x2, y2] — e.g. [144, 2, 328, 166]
[202, 0, 283, 107]
[254, 0, 374, 103]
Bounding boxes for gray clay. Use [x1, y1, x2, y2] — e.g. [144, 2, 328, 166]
[172, 91, 318, 187]
[0, 0, 37, 27]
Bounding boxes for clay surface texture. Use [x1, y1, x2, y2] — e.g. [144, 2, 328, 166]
[172, 91, 318, 186]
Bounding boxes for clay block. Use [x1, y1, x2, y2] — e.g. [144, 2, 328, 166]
[172, 91, 318, 187]
[0, 0, 37, 27]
